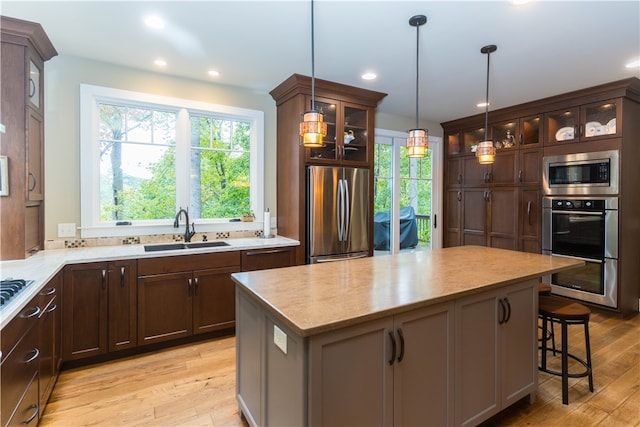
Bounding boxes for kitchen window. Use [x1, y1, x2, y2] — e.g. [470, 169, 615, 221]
[80, 84, 264, 238]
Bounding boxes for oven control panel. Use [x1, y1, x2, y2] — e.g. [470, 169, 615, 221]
[552, 199, 604, 211]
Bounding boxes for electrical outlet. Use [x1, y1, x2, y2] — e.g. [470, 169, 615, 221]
[58, 223, 76, 237]
[274, 324, 287, 354]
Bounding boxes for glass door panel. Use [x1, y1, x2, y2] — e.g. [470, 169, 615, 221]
[520, 115, 542, 147]
[491, 121, 517, 151]
[307, 99, 337, 162]
[343, 105, 368, 163]
[463, 127, 485, 154]
[546, 107, 578, 143]
[581, 99, 619, 139]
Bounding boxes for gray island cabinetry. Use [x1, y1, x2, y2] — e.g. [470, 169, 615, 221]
[232, 246, 582, 427]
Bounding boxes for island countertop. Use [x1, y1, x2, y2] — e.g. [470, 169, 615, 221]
[231, 246, 583, 337]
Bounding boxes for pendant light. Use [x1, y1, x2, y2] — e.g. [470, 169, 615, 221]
[299, 0, 327, 147]
[476, 44, 497, 165]
[406, 14, 428, 159]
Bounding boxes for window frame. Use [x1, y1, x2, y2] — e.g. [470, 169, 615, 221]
[80, 84, 264, 238]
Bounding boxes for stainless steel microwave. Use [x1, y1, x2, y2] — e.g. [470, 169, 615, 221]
[543, 150, 619, 195]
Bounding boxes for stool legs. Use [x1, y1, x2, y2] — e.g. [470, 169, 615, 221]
[561, 320, 569, 404]
[584, 321, 594, 392]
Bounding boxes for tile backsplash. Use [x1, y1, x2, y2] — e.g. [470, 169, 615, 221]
[45, 229, 273, 250]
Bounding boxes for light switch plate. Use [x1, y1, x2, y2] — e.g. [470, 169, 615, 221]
[274, 324, 287, 354]
[58, 223, 76, 237]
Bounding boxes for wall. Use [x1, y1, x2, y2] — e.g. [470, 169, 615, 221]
[43, 55, 439, 241]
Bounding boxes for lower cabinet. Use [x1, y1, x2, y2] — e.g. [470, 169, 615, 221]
[241, 247, 295, 271]
[137, 251, 241, 346]
[236, 279, 537, 427]
[455, 279, 537, 427]
[62, 260, 137, 360]
[38, 271, 62, 417]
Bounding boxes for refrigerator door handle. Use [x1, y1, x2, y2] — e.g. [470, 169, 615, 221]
[343, 178, 350, 241]
[337, 179, 344, 242]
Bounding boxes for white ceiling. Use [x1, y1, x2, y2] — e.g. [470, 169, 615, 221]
[2, 0, 639, 124]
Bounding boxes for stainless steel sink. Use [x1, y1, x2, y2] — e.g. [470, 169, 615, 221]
[143, 241, 230, 252]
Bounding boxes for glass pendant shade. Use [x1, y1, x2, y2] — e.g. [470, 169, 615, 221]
[300, 110, 327, 147]
[407, 128, 428, 158]
[476, 139, 496, 164]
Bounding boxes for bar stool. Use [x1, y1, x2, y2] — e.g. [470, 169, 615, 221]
[538, 295, 594, 404]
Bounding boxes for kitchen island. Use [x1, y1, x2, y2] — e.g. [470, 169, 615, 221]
[231, 246, 583, 427]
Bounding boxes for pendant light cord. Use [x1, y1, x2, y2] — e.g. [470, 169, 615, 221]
[484, 50, 491, 141]
[415, 22, 420, 129]
[311, 0, 316, 108]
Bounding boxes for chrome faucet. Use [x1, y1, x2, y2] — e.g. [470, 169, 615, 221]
[174, 207, 196, 242]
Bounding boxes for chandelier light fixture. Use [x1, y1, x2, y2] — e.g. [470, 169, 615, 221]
[476, 44, 497, 165]
[406, 14, 429, 158]
[299, 0, 327, 147]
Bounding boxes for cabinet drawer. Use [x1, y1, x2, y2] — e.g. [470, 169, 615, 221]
[0, 300, 41, 363]
[7, 372, 39, 427]
[1, 325, 39, 427]
[138, 251, 241, 275]
[241, 247, 295, 271]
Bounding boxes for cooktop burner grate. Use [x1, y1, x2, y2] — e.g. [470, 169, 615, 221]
[0, 279, 34, 308]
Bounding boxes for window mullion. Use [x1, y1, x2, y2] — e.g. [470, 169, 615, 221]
[175, 108, 190, 213]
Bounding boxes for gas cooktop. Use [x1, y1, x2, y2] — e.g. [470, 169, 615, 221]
[0, 279, 35, 309]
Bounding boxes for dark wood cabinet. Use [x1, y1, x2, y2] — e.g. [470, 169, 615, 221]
[241, 246, 296, 271]
[62, 260, 136, 360]
[270, 74, 386, 265]
[137, 251, 241, 346]
[0, 17, 57, 260]
[519, 188, 541, 254]
[38, 272, 62, 416]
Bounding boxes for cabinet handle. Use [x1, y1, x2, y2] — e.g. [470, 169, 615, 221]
[22, 404, 39, 424]
[388, 331, 396, 366]
[28, 172, 37, 191]
[40, 287, 56, 296]
[101, 269, 107, 290]
[396, 329, 405, 363]
[188, 278, 192, 295]
[527, 201, 532, 226]
[498, 299, 506, 324]
[29, 77, 37, 98]
[24, 348, 40, 364]
[23, 306, 41, 319]
[519, 133, 523, 145]
[46, 303, 57, 314]
[245, 248, 289, 256]
[457, 173, 462, 184]
[457, 191, 461, 202]
[120, 266, 126, 287]
[574, 125, 580, 138]
[518, 170, 523, 183]
[194, 277, 199, 295]
[504, 297, 512, 323]
[483, 172, 488, 183]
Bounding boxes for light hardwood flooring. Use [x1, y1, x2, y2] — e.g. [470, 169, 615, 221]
[41, 310, 639, 426]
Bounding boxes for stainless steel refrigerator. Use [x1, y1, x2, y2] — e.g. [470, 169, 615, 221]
[307, 165, 370, 263]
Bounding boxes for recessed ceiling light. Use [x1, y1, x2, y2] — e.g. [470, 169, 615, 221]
[511, 0, 531, 5]
[154, 59, 167, 67]
[477, 102, 490, 108]
[625, 59, 640, 68]
[208, 70, 220, 77]
[144, 15, 165, 30]
[361, 72, 377, 80]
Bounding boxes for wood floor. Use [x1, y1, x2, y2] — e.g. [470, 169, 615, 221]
[41, 310, 639, 426]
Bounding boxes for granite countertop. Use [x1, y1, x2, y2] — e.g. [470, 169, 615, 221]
[0, 236, 299, 330]
[231, 246, 584, 337]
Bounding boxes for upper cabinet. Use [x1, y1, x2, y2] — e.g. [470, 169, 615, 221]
[545, 98, 621, 144]
[0, 16, 57, 260]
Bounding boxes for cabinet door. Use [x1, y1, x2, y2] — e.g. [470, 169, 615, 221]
[26, 109, 44, 201]
[545, 107, 579, 144]
[341, 103, 370, 165]
[489, 151, 517, 186]
[519, 188, 541, 254]
[394, 304, 454, 427]
[38, 272, 61, 413]
[137, 272, 192, 345]
[580, 98, 620, 140]
[309, 317, 393, 426]
[445, 189, 462, 247]
[62, 263, 108, 360]
[500, 280, 537, 408]
[490, 120, 518, 151]
[487, 188, 518, 250]
[518, 148, 542, 186]
[462, 157, 488, 187]
[305, 97, 338, 163]
[193, 267, 238, 334]
[462, 189, 487, 246]
[519, 114, 543, 147]
[108, 259, 137, 351]
[455, 289, 500, 426]
[446, 157, 462, 188]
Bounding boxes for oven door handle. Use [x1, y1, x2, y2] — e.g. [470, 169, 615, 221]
[550, 253, 603, 264]
[551, 210, 604, 216]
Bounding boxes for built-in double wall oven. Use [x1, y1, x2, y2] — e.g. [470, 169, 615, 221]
[542, 149, 620, 309]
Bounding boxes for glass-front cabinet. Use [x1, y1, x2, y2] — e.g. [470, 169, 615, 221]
[490, 120, 518, 151]
[519, 114, 543, 147]
[28, 59, 41, 109]
[545, 99, 620, 144]
[305, 97, 370, 165]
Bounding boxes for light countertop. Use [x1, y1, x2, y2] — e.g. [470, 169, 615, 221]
[0, 236, 299, 329]
[231, 246, 584, 337]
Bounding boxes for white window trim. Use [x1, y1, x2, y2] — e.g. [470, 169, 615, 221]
[79, 84, 264, 238]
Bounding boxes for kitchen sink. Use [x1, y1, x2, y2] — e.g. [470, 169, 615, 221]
[143, 241, 230, 252]
[184, 241, 230, 249]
